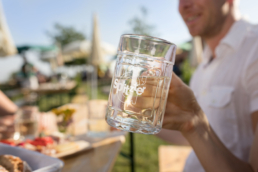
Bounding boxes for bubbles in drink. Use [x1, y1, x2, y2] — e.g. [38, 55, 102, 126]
[107, 76, 170, 134]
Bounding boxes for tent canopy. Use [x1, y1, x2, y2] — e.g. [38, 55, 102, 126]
[17, 45, 57, 54]
[62, 40, 116, 61]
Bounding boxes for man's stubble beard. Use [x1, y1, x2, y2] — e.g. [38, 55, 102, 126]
[199, 13, 228, 40]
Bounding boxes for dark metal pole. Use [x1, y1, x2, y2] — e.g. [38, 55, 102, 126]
[130, 132, 135, 172]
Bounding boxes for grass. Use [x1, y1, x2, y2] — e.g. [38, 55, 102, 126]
[37, 81, 108, 111]
[80, 82, 109, 100]
[113, 134, 169, 172]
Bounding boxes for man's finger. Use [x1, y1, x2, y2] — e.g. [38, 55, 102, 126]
[170, 73, 185, 90]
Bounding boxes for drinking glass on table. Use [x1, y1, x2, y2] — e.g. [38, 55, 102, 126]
[87, 100, 110, 137]
[14, 106, 39, 140]
[106, 34, 176, 134]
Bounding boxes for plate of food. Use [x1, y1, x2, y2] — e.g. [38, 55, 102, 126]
[0, 136, 91, 159]
[0, 143, 64, 172]
[0, 154, 32, 172]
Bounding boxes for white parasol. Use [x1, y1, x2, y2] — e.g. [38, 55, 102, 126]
[62, 40, 116, 62]
[61, 14, 116, 63]
[0, 0, 17, 57]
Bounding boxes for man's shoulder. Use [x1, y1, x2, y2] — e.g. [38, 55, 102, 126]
[242, 23, 258, 70]
[246, 22, 258, 39]
[243, 22, 258, 55]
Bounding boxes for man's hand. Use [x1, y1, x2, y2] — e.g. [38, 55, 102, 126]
[163, 73, 208, 133]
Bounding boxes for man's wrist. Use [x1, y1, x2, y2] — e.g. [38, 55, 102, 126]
[181, 110, 211, 140]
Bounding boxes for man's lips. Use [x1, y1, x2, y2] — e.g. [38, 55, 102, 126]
[185, 14, 201, 25]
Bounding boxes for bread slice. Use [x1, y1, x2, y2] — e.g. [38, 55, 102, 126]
[0, 155, 24, 172]
[55, 142, 79, 153]
[0, 165, 8, 172]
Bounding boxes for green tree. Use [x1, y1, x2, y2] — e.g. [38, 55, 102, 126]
[128, 6, 157, 36]
[181, 59, 195, 85]
[47, 23, 86, 47]
[46, 23, 87, 66]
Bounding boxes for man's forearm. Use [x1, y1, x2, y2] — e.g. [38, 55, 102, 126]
[0, 91, 17, 116]
[156, 129, 190, 146]
[182, 114, 254, 172]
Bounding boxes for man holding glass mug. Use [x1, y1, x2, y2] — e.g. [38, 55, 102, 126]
[158, 0, 258, 171]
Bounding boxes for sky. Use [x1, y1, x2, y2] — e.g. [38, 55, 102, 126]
[0, 0, 258, 83]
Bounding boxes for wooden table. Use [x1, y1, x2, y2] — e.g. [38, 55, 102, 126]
[29, 81, 76, 95]
[40, 102, 127, 172]
[21, 81, 77, 109]
[60, 132, 126, 172]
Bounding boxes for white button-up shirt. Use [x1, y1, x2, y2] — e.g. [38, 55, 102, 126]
[184, 19, 258, 172]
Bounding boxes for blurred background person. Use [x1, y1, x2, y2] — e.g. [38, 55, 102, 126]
[19, 52, 39, 89]
[173, 49, 188, 77]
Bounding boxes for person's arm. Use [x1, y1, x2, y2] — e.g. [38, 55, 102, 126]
[0, 90, 17, 116]
[250, 111, 258, 171]
[156, 129, 190, 146]
[181, 111, 258, 172]
[163, 74, 258, 172]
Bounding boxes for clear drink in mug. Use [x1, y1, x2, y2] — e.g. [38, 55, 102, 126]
[106, 34, 176, 134]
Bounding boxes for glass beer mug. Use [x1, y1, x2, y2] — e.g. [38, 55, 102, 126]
[106, 34, 176, 134]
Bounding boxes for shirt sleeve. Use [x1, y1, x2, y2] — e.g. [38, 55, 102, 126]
[243, 49, 258, 113]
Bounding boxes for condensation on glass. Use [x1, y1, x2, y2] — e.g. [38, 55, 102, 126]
[106, 34, 176, 134]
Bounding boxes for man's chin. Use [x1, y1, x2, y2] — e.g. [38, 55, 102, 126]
[188, 27, 204, 37]
[189, 31, 200, 37]
[187, 24, 203, 37]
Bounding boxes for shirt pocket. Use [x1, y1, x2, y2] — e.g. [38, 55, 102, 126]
[207, 86, 234, 108]
[206, 86, 237, 148]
